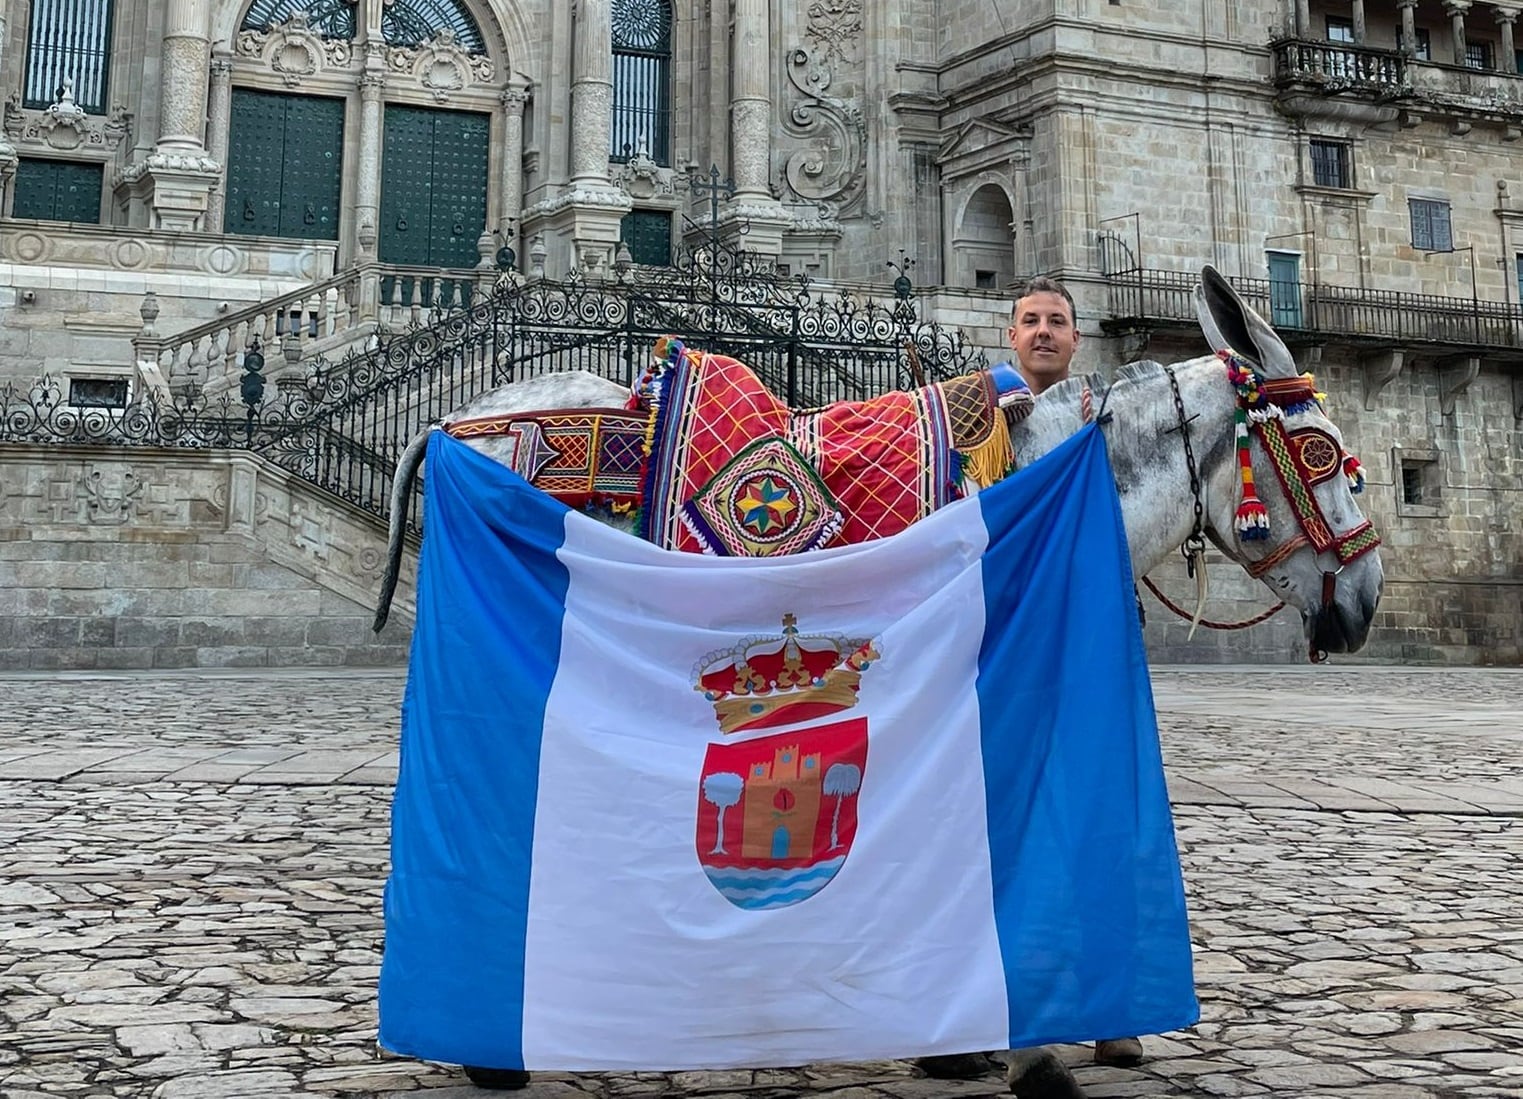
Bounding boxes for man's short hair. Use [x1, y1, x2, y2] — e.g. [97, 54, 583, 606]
[1010, 277, 1076, 324]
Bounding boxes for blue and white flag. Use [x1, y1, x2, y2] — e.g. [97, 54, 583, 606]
[380, 425, 1197, 1072]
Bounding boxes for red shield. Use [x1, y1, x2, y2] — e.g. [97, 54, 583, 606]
[695, 718, 868, 910]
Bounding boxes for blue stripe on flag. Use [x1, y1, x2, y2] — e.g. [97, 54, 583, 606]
[975, 425, 1198, 1048]
[379, 432, 574, 1069]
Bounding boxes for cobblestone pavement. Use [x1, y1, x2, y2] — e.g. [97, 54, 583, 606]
[2, 667, 1521, 1099]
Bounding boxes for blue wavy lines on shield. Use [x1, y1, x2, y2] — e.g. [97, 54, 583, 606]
[702, 856, 847, 910]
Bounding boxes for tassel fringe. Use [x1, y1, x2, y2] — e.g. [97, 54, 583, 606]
[960, 407, 1015, 489]
[1234, 404, 1271, 540]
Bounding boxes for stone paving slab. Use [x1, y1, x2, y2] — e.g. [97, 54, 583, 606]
[2, 667, 1522, 1098]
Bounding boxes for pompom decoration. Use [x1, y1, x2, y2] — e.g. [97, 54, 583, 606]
[1233, 404, 1270, 540]
[1343, 455, 1366, 495]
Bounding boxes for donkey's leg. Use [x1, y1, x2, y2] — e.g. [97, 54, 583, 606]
[1003, 1047, 1085, 1099]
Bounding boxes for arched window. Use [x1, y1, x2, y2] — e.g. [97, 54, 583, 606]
[23, 0, 114, 113]
[611, 0, 672, 164]
[241, 0, 355, 38]
[383, 0, 485, 52]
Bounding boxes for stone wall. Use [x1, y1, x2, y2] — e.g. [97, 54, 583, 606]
[0, 445, 414, 669]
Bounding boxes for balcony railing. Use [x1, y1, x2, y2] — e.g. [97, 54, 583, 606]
[1104, 268, 1523, 351]
[1272, 39, 1407, 95]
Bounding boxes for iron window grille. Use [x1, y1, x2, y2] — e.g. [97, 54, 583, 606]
[611, 0, 673, 164]
[23, 0, 113, 113]
[383, 0, 485, 51]
[1309, 139, 1351, 189]
[1409, 198, 1453, 252]
[241, 0, 355, 38]
[1466, 40, 1494, 71]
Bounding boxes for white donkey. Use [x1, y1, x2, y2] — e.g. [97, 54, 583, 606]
[373, 268, 1383, 1098]
[375, 267, 1382, 661]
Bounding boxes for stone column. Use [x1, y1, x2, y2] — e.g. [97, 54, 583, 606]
[522, 0, 628, 276]
[158, 0, 214, 151]
[1295, 0, 1312, 37]
[1445, 0, 1471, 65]
[354, 58, 386, 261]
[498, 86, 529, 245]
[722, 0, 792, 258]
[1497, 5, 1521, 71]
[730, 0, 771, 200]
[1351, 0, 1367, 43]
[119, 0, 221, 229]
[569, 0, 614, 186]
[205, 52, 233, 232]
[1398, 0, 1419, 55]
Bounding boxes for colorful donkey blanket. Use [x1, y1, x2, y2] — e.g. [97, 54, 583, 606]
[441, 341, 1027, 559]
[638, 340, 1021, 556]
[444, 409, 649, 513]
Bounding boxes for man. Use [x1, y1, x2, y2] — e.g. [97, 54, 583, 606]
[916, 278, 1142, 1095]
[1007, 275, 1081, 396]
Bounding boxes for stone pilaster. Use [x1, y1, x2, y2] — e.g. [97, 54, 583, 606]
[1496, 5, 1520, 72]
[721, 0, 793, 259]
[1351, 0, 1367, 43]
[116, 0, 221, 230]
[355, 51, 386, 260]
[1444, 1, 1472, 65]
[523, 0, 628, 277]
[205, 53, 233, 232]
[0, 4, 20, 208]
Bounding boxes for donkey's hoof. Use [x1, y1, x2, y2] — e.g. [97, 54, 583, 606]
[1094, 1037, 1143, 1067]
[463, 1066, 531, 1090]
[915, 1053, 998, 1080]
[1006, 1049, 1085, 1099]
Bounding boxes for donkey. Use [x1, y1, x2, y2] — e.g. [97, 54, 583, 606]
[375, 267, 1382, 664]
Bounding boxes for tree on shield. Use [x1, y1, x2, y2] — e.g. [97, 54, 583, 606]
[823, 762, 861, 850]
[702, 772, 745, 854]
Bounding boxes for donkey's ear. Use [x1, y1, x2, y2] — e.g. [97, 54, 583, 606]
[1195, 265, 1299, 378]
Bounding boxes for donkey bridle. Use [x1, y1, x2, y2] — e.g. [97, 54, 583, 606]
[1165, 361, 1381, 662]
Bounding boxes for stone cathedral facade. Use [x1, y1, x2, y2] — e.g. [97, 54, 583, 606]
[0, 0, 1521, 665]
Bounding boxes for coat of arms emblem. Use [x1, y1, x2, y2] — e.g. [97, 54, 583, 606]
[692, 615, 879, 910]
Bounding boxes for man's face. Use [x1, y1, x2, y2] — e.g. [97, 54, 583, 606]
[1007, 291, 1080, 394]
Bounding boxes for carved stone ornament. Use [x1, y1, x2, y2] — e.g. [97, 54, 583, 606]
[387, 29, 494, 103]
[613, 136, 677, 199]
[805, 0, 864, 64]
[781, 47, 867, 214]
[236, 11, 355, 87]
[79, 467, 144, 525]
[2, 84, 133, 153]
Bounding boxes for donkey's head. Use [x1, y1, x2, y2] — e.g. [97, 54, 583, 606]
[1195, 266, 1383, 654]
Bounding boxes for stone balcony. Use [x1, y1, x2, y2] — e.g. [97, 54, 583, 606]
[1271, 37, 1523, 131]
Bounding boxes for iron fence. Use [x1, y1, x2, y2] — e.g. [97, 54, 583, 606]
[1, 245, 990, 534]
[1103, 266, 1523, 349]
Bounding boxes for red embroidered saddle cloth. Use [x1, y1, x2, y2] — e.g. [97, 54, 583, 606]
[638, 342, 1002, 554]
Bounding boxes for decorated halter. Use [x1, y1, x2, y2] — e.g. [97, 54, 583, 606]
[1219, 349, 1380, 579]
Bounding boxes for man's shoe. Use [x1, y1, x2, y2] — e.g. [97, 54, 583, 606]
[1093, 1037, 1144, 1067]
[463, 1066, 532, 1090]
[915, 1053, 998, 1079]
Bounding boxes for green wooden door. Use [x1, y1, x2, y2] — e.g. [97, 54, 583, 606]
[11, 159, 103, 223]
[380, 105, 489, 268]
[225, 90, 344, 240]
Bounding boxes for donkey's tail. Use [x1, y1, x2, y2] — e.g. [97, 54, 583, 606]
[373, 426, 434, 634]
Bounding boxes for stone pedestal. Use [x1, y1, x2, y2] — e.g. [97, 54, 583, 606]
[121, 0, 220, 229]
